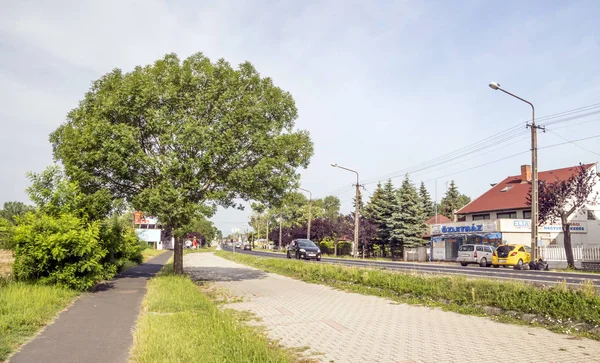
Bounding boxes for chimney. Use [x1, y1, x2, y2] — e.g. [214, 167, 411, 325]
[520, 165, 531, 183]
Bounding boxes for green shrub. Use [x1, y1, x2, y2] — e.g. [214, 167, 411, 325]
[0, 218, 14, 250]
[317, 238, 352, 256]
[99, 215, 145, 273]
[13, 212, 106, 290]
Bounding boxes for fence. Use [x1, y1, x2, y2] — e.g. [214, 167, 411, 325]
[539, 245, 600, 261]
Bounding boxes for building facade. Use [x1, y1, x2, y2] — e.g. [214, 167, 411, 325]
[134, 212, 174, 250]
[430, 163, 600, 261]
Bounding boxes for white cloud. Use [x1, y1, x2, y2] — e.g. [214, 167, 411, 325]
[1, 0, 600, 233]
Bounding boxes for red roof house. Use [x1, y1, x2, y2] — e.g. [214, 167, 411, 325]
[458, 163, 597, 215]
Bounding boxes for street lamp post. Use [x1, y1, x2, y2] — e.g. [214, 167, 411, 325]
[298, 187, 312, 240]
[331, 163, 361, 258]
[489, 82, 540, 262]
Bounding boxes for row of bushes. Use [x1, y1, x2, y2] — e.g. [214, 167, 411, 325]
[317, 239, 353, 256]
[8, 213, 145, 290]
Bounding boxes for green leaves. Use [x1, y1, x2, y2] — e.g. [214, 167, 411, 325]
[12, 213, 105, 290]
[391, 174, 426, 249]
[440, 180, 471, 219]
[50, 53, 314, 272]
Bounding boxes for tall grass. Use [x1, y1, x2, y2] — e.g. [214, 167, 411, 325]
[130, 262, 297, 363]
[217, 251, 600, 333]
[0, 281, 78, 360]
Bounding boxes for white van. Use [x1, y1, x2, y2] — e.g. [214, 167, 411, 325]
[456, 244, 495, 267]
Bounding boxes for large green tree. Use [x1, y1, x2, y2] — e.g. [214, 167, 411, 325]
[440, 180, 471, 220]
[390, 175, 426, 255]
[50, 53, 313, 274]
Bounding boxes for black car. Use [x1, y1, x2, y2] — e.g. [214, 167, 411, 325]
[287, 239, 321, 261]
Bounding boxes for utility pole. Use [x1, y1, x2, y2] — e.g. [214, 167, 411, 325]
[489, 82, 542, 261]
[331, 163, 360, 258]
[279, 210, 283, 251]
[266, 215, 270, 249]
[298, 188, 312, 240]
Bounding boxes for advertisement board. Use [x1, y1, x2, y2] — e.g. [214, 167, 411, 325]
[499, 219, 587, 234]
[135, 229, 161, 242]
[430, 220, 497, 235]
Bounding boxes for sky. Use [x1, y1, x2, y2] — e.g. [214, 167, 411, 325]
[1, 0, 600, 235]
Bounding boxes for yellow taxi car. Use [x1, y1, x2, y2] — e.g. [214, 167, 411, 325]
[492, 244, 531, 269]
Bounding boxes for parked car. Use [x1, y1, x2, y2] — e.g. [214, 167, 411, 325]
[243, 243, 252, 251]
[492, 244, 531, 269]
[287, 239, 321, 261]
[456, 244, 494, 267]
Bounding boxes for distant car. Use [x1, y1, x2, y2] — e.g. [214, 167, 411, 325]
[243, 243, 252, 251]
[235, 242, 242, 249]
[492, 244, 531, 269]
[456, 244, 494, 267]
[287, 239, 321, 261]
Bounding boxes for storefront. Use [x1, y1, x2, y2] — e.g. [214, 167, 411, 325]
[497, 219, 588, 246]
[430, 220, 501, 261]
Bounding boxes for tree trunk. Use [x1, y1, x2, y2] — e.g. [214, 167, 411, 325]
[562, 217, 575, 269]
[334, 241, 338, 256]
[173, 236, 184, 275]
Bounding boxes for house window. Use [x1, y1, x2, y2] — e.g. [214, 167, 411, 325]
[497, 211, 517, 219]
[472, 214, 490, 220]
[588, 210, 598, 221]
[523, 210, 532, 219]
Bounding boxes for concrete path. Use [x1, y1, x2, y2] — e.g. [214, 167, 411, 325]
[10, 251, 172, 363]
[186, 253, 600, 363]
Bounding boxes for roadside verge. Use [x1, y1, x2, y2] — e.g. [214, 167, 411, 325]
[129, 254, 304, 363]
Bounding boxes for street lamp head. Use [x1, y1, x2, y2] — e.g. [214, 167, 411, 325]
[489, 82, 501, 90]
[331, 163, 338, 167]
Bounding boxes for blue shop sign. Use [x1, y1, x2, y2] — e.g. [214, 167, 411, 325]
[441, 224, 483, 233]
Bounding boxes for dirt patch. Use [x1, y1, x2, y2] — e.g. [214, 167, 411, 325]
[0, 249, 14, 276]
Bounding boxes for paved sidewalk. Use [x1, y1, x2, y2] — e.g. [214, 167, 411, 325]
[186, 253, 600, 363]
[10, 251, 172, 363]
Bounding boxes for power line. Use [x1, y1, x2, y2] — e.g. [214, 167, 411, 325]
[422, 150, 530, 183]
[538, 134, 600, 152]
[359, 102, 600, 185]
[546, 129, 600, 157]
[421, 134, 600, 183]
[366, 131, 531, 184]
[326, 102, 600, 197]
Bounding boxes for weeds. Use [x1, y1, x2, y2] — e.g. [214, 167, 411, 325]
[130, 261, 301, 363]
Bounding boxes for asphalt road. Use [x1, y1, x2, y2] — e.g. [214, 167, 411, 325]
[224, 247, 600, 288]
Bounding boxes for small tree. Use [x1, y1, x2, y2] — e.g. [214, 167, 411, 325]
[364, 180, 396, 257]
[528, 164, 598, 269]
[390, 175, 426, 257]
[440, 180, 471, 219]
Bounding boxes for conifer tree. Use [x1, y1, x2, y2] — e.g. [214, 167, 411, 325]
[418, 182, 435, 219]
[440, 180, 471, 219]
[364, 180, 396, 257]
[391, 175, 426, 256]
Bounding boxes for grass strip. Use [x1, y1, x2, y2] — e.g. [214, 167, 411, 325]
[129, 260, 297, 363]
[216, 251, 600, 339]
[0, 280, 78, 361]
